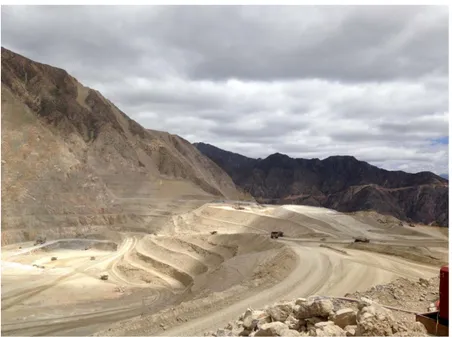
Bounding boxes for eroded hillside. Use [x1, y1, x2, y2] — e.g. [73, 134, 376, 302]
[1, 48, 246, 244]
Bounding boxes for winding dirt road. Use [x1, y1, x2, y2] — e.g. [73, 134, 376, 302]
[161, 240, 439, 336]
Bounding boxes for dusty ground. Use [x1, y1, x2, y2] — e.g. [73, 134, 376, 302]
[341, 275, 441, 325]
[1, 202, 448, 336]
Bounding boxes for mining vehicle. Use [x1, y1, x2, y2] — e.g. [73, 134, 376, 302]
[270, 231, 284, 239]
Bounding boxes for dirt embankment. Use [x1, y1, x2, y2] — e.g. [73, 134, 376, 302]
[94, 245, 297, 336]
[346, 242, 448, 266]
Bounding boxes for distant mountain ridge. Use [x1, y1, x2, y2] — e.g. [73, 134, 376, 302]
[194, 142, 449, 227]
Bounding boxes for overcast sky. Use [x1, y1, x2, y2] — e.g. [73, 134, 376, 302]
[1, 5, 449, 175]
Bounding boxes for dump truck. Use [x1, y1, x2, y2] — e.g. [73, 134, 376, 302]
[270, 231, 284, 239]
[354, 236, 370, 243]
[34, 237, 46, 246]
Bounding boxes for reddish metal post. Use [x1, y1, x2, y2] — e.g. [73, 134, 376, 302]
[439, 265, 449, 320]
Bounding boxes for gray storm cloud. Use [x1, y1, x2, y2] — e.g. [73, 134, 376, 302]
[1, 5, 448, 174]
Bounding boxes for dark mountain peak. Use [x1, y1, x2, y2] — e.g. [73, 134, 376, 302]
[193, 142, 255, 161]
[413, 171, 448, 184]
[266, 152, 291, 160]
[324, 155, 360, 163]
[270, 152, 288, 157]
[196, 142, 448, 227]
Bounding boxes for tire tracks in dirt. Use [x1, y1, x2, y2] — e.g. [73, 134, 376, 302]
[162, 239, 437, 336]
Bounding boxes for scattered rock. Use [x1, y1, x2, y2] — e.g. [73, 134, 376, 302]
[267, 303, 293, 322]
[419, 278, 430, 287]
[311, 322, 346, 336]
[344, 325, 356, 336]
[296, 299, 334, 320]
[285, 315, 302, 331]
[411, 321, 427, 334]
[243, 309, 270, 330]
[393, 322, 408, 332]
[255, 322, 299, 336]
[358, 297, 373, 308]
[295, 298, 307, 305]
[51, 257, 57, 261]
[334, 308, 357, 328]
[305, 317, 324, 328]
[314, 321, 335, 328]
[239, 328, 252, 336]
[239, 328, 254, 336]
[356, 302, 396, 336]
[216, 328, 233, 336]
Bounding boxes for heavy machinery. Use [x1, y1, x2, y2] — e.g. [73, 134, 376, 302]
[416, 265, 448, 336]
[354, 236, 370, 243]
[34, 236, 46, 246]
[270, 231, 284, 239]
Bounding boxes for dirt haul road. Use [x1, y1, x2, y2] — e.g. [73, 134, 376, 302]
[158, 241, 439, 336]
[1, 202, 448, 336]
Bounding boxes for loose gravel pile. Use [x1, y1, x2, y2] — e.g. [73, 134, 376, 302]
[208, 276, 440, 336]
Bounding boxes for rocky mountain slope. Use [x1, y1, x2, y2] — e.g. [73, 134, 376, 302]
[1, 48, 245, 244]
[194, 143, 448, 227]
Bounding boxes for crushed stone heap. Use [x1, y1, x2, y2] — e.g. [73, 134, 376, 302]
[209, 297, 427, 337]
[207, 276, 441, 337]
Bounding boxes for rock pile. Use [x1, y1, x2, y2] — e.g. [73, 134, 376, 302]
[209, 296, 428, 337]
[344, 276, 440, 316]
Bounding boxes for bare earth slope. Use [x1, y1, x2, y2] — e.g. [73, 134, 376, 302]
[194, 142, 448, 227]
[1, 201, 447, 336]
[1, 47, 244, 245]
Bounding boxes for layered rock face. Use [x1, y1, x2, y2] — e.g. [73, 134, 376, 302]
[1, 48, 246, 244]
